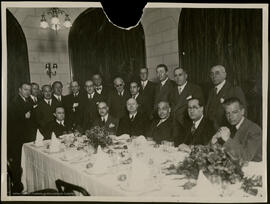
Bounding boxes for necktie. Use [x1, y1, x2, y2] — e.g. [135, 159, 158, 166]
[47, 100, 51, 106]
[156, 119, 163, 127]
[58, 96, 61, 102]
[142, 82, 145, 90]
[119, 92, 122, 97]
[215, 87, 218, 95]
[191, 123, 196, 134]
[61, 121, 64, 127]
[178, 86, 182, 95]
[130, 115, 135, 121]
[230, 126, 237, 138]
[101, 118, 106, 126]
[34, 97, 37, 103]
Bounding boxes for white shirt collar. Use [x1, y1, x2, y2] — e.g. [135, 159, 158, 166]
[30, 95, 37, 101]
[193, 115, 204, 129]
[161, 77, 169, 86]
[19, 94, 27, 102]
[56, 120, 64, 125]
[45, 98, 52, 103]
[133, 93, 139, 99]
[118, 90, 124, 96]
[129, 112, 137, 119]
[54, 94, 61, 99]
[141, 80, 148, 86]
[235, 117, 245, 130]
[215, 80, 226, 94]
[88, 92, 95, 98]
[178, 81, 188, 91]
[102, 114, 109, 122]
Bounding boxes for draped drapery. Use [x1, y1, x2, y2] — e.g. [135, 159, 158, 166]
[178, 8, 262, 126]
[68, 8, 146, 86]
[7, 9, 30, 107]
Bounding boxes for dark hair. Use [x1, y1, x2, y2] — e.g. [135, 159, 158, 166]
[174, 67, 187, 75]
[41, 84, 52, 91]
[52, 81, 63, 88]
[19, 82, 31, 88]
[140, 67, 149, 72]
[54, 106, 65, 113]
[31, 82, 39, 87]
[129, 81, 139, 86]
[223, 97, 244, 109]
[187, 97, 204, 107]
[156, 64, 168, 72]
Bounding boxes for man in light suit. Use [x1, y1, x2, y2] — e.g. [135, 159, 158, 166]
[178, 98, 215, 147]
[117, 98, 149, 136]
[107, 77, 130, 119]
[92, 102, 118, 135]
[206, 65, 246, 130]
[169, 67, 204, 127]
[139, 67, 156, 118]
[212, 97, 262, 162]
[146, 101, 183, 146]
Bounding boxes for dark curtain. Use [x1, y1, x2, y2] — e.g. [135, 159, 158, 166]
[178, 8, 262, 126]
[7, 9, 30, 106]
[69, 8, 146, 86]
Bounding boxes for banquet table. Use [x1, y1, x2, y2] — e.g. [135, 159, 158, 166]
[21, 140, 264, 198]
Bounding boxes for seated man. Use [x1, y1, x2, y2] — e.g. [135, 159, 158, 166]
[43, 106, 72, 139]
[211, 97, 262, 162]
[178, 98, 215, 149]
[117, 98, 149, 136]
[146, 101, 182, 145]
[92, 102, 118, 135]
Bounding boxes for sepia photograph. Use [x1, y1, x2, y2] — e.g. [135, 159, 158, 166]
[1, 1, 268, 203]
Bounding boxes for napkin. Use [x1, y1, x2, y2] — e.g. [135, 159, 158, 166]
[49, 132, 61, 152]
[117, 134, 130, 140]
[242, 162, 264, 178]
[128, 154, 150, 191]
[35, 129, 44, 147]
[91, 145, 112, 174]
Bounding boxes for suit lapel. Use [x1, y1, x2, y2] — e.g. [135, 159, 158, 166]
[234, 118, 247, 139]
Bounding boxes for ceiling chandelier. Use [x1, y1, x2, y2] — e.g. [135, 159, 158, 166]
[40, 8, 72, 31]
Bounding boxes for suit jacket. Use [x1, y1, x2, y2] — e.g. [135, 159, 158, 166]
[139, 80, 156, 117]
[181, 116, 215, 146]
[146, 116, 182, 146]
[43, 119, 72, 139]
[28, 96, 42, 137]
[81, 92, 103, 131]
[169, 82, 204, 126]
[95, 85, 111, 102]
[154, 79, 175, 107]
[117, 112, 149, 136]
[63, 92, 85, 128]
[52, 94, 65, 107]
[224, 118, 262, 162]
[92, 114, 119, 135]
[206, 81, 247, 129]
[107, 89, 130, 119]
[35, 98, 59, 133]
[133, 93, 153, 118]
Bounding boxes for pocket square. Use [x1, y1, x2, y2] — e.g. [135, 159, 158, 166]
[220, 98, 225, 103]
[109, 123, 115, 128]
[186, 95, 192, 100]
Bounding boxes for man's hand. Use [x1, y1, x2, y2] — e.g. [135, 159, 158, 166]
[25, 111, 31, 119]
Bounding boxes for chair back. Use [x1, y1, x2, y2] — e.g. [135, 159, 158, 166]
[55, 179, 90, 196]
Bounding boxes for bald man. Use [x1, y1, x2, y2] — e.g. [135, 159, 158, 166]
[107, 77, 130, 119]
[206, 65, 246, 130]
[117, 98, 149, 136]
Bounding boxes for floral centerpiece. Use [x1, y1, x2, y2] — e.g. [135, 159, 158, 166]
[85, 126, 112, 149]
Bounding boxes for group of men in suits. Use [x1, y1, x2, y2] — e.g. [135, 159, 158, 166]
[7, 64, 262, 193]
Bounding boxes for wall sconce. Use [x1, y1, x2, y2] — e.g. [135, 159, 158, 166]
[45, 63, 57, 78]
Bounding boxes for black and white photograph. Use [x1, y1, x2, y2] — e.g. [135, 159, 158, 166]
[1, 2, 268, 202]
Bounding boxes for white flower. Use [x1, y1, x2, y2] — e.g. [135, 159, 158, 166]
[186, 95, 192, 100]
[109, 123, 115, 128]
[220, 98, 225, 103]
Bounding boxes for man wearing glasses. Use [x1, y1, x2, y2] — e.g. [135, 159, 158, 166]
[107, 77, 130, 119]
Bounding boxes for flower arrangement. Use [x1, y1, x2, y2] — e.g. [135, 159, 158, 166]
[85, 126, 112, 148]
[176, 144, 244, 184]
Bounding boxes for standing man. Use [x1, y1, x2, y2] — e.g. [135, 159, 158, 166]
[130, 81, 152, 118]
[29, 82, 41, 109]
[52, 81, 65, 106]
[92, 73, 109, 101]
[81, 80, 102, 131]
[92, 102, 119, 135]
[35, 85, 58, 135]
[107, 77, 130, 119]
[169, 67, 204, 127]
[8, 82, 32, 193]
[206, 65, 246, 129]
[139, 67, 156, 118]
[117, 98, 149, 136]
[63, 81, 84, 129]
[212, 97, 262, 162]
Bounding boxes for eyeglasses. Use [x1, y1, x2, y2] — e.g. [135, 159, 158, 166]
[115, 84, 123, 87]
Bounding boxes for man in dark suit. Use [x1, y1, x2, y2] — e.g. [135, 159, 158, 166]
[117, 98, 149, 136]
[178, 98, 215, 148]
[130, 81, 152, 118]
[212, 97, 262, 162]
[92, 102, 119, 135]
[206, 65, 247, 130]
[146, 101, 182, 146]
[7, 82, 32, 193]
[107, 77, 130, 119]
[81, 80, 103, 131]
[154, 64, 175, 108]
[139, 67, 156, 118]
[43, 106, 72, 139]
[36, 85, 58, 136]
[169, 67, 204, 127]
[52, 81, 65, 107]
[92, 73, 110, 102]
[63, 81, 84, 129]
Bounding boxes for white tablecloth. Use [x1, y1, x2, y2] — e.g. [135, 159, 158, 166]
[21, 142, 265, 200]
